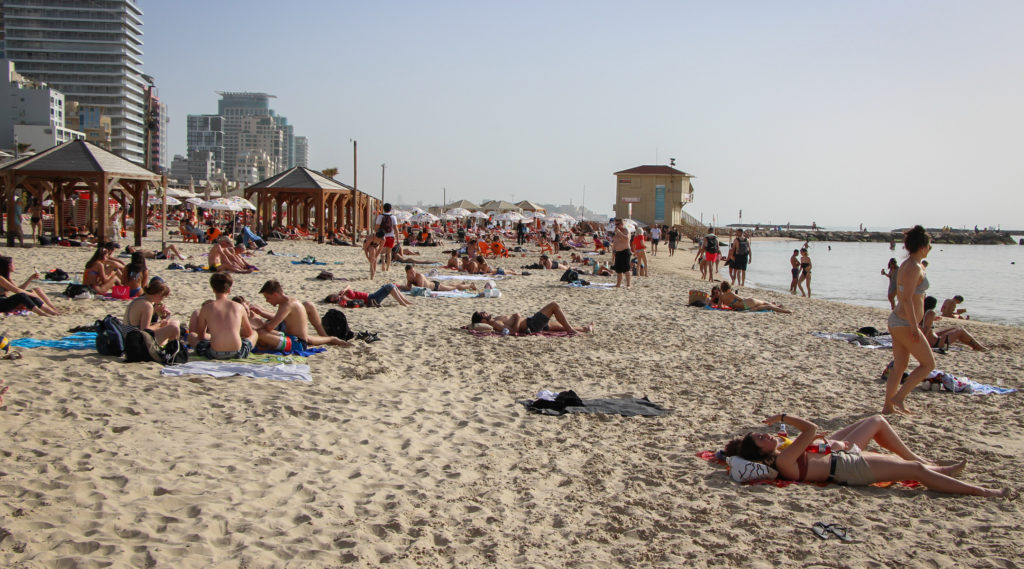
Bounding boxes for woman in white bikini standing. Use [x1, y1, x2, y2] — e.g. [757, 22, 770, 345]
[883, 225, 934, 415]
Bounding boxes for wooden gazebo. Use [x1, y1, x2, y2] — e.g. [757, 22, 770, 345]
[244, 167, 380, 243]
[1, 140, 164, 246]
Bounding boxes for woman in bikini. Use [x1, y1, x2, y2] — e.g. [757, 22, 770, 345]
[796, 248, 812, 297]
[122, 253, 149, 298]
[124, 281, 181, 345]
[83, 246, 121, 294]
[882, 258, 899, 310]
[717, 281, 792, 313]
[920, 296, 987, 351]
[631, 229, 648, 277]
[724, 413, 1006, 497]
[363, 233, 384, 280]
[884, 225, 934, 415]
[0, 256, 60, 315]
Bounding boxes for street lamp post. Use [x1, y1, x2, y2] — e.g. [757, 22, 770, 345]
[381, 163, 386, 202]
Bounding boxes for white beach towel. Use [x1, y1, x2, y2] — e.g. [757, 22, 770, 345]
[160, 361, 312, 382]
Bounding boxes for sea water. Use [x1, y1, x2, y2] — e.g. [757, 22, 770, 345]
[737, 239, 1024, 327]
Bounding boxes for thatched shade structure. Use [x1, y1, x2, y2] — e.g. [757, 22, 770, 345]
[1, 140, 164, 246]
[516, 200, 546, 213]
[479, 199, 523, 213]
[244, 167, 380, 243]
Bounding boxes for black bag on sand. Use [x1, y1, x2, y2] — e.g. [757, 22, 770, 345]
[124, 329, 163, 363]
[65, 283, 89, 298]
[321, 308, 355, 341]
[45, 268, 69, 281]
[559, 269, 580, 283]
[95, 315, 127, 356]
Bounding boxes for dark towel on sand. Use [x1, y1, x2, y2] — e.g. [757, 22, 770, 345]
[518, 396, 670, 417]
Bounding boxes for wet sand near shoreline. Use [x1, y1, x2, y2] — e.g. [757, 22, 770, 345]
[1, 237, 1021, 568]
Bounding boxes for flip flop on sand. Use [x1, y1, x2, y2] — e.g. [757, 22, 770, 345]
[811, 522, 852, 542]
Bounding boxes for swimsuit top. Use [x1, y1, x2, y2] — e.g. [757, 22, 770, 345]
[915, 274, 930, 295]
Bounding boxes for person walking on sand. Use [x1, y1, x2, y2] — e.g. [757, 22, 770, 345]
[882, 258, 899, 310]
[796, 248, 812, 297]
[731, 228, 751, 287]
[883, 225, 934, 415]
[631, 228, 648, 277]
[702, 228, 720, 282]
[650, 225, 661, 256]
[611, 218, 631, 288]
[667, 226, 679, 257]
[363, 233, 384, 280]
[374, 203, 398, 274]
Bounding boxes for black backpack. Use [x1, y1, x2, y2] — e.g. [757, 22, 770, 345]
[735, 238, 749, 256]
[45, 268, 69, 281]
[95, 315, 127, 356]
[704, 234, 719, 253]
[321, 308, 354, 341]
[65, 283, 90, 298]
[124, 329, 162, 363]
[559, 269, 580, 283]
[379, 214, 393, 234]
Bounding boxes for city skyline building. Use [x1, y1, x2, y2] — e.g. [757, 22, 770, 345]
[215, 91, 295, 182]
[0, 59, 84, 153]
[0, 0, 148, 164]
[294, 136, 308, 168]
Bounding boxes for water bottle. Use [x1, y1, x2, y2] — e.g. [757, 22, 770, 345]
[501, 328, 510, 336]
[807, 443, 831, 454]
[777, 424, 788, 438]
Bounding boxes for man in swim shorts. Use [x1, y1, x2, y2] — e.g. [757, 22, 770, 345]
[611, 218, 631, 288]
[190, 272, 258, 359]
[470, 302, 594, 336]
[256, 279, 351, 350]
[208, 237, 252, 273]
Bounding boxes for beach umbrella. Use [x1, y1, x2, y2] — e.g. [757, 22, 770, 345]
[494, 212, 523, 222]
[227, 196, 257, 211]
[392, 210, 413, 223]
[440, 213, 459, 221]
[447, 207, 472, 217]
[185, 197, 204, 205]
[470, 211, 489, 219]
[150, 196, 181, 206]
[410, 207, 426, 214]
[410, 212, 439, 223]
[42, 199, 54, 207]
[199, 198, 241, 212]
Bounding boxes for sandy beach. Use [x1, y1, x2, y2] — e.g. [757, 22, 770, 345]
[1, 236, 1021, 568]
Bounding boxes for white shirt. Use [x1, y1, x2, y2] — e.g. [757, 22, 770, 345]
[651, 227, 661, 240]
[374, 214, 397, 237]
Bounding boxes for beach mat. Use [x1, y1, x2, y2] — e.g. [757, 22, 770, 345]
[10, 332, 97, 350]
[161, 361, 312, 382]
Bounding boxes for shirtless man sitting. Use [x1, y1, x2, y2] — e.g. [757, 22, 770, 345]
[940, 295, 969, 319]
[209, 237, 252, 273]
[444, 251, 461, 270]
[189, 273, 258, 359]
[404, 265, 477, 292]
[470, 302, 594, 336]
[256, 279, 350, 350]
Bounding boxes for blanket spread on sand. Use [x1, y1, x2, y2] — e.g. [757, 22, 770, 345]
[161, 361, 312, 382]
[518, 397, 670, 417]
[565, 282, 616, 289]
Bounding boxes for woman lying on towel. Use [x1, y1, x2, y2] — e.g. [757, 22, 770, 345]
[724, 414, 1007, 496]
[713, 282, 792, 313]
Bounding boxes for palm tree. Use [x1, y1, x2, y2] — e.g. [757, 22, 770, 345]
[321, 167, 338, 179]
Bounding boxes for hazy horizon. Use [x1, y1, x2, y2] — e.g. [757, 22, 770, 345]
[143, 1, 1023, 229]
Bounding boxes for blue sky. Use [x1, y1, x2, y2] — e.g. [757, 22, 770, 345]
[143, 1, 1024, 229]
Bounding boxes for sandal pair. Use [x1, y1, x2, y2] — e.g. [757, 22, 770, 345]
[811, 522, 852, 541]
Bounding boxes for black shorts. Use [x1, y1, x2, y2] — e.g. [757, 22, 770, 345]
[733, 256, 748, 271]
[613, 249, 631, 273]
[525, 311, 551, 333]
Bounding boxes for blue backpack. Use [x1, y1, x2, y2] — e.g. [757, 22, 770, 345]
[95, 315, 127, 356]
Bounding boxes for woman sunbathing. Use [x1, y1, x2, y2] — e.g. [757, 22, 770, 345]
[124, 281, 181, 344]
[724, 414, 1007, 496]
[83, 246, 121, 294]
[0, 256, 60, 315]
[921, 296, 987, 351]
[716, 281, 792, 313]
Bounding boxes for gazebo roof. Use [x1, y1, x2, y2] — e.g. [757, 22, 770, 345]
[445, 199, 479, 211]
[516, 200, 546, 212]
[480, 199, 522, 212]
[0, 139, 161, 180]
[245, 167, 355, 192]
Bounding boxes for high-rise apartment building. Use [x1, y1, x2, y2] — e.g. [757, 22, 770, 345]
[186, 114, 224, 181]
[294, 136, 309, 168]
[216, 91, 294, 182]
[146, 91, 168, 173]
[0, 0, 147, 163]
[0, 59, 84, 152]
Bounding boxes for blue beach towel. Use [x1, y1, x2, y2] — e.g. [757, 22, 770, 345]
[11, 331, 97, 350]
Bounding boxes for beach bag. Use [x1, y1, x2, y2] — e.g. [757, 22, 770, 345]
[160, 339, 189, 365]
[95, 315, 128, 356]
[379, 214, 393, 235]
[704, 234, 719, 253]
[45, 268, 69, 281]
[321, 308, 354, 341]
[123, 329, 163, 363]
[559, 269, 580, 283]
[64, 283, 89, 298]
[688, 290, 709, 307]
[111, 285, 131, 300]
